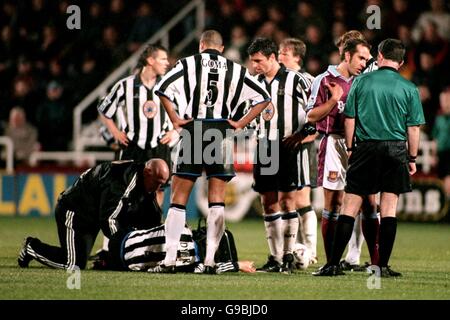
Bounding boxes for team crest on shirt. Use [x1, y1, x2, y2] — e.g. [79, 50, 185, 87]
[337, 101, 345, 113]
[327, 171, 339, 182]
[143, 100, 158, 119]
[262, 103, 275, 121]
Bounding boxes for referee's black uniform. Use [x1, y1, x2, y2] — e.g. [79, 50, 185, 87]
[21, 161, 162, 269]
[98, 75, 172, 164]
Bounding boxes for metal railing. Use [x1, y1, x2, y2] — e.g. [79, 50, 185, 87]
[28, 151, 115, 168]
[73, 0, 205, 152]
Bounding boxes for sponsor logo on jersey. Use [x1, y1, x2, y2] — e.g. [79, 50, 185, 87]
[143, 100, 158, 119]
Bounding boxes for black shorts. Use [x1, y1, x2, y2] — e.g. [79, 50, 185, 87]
[345, 140, 411, 195]
[253, 139, 299, 193]
[120, 141, 172, 187]
[173, 119, 235, 180]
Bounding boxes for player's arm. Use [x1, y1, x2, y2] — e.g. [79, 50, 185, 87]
[99, 113, 129, 146]
[344, 117, 355, 154]
[159, 95, 191, 130]
[407, 125, 420, 176]
[307, 82, 343, 123]
[228, 72, 271, 130]
[229, 99, 270, 130]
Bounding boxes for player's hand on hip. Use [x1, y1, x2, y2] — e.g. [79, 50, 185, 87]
[227, 119, 243, 131]
[114, 130, 129, 146]
[408, 162, 417, 176]
[160, 129, 180, 146]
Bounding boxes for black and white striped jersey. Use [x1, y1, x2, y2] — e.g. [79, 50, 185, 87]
[97, 74, 172, 150]
[363, 57, 378, 73]
[155, 49, 270, 120]
[255, 64, 308, 140]
[122, 225, 196, 271]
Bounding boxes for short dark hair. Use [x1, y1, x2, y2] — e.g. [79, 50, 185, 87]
[200, 30, 223, 47]
[341, 38, 371, 60]
[378, 38, 405, 63]
[137, 44, 168, 69]
[247, 38, 278, 58]
[280, 38, 307, 60]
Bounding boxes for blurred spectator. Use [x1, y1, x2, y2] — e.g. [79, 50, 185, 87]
[291, 1, 325, 39]
[412, 0, 450, 42]
[127, 2, 162, 53]
[241, 5, 264, 37]
[412, 51, 445, 130]
[4, 76, 38, 125]
[414, 20, 449, 72]
[431, 89, 450, 198]
[35, 81, 71, 151]
[4, 106, 39, 165]
[224, 25, 249, 64]
[96, 25, 128, 71]
[304, 24, 333, 70]
[331, 21, 347, 47]
[69, 52, 104, 109]
[107, 0, 129, 42]
[386, 0, 418, 37]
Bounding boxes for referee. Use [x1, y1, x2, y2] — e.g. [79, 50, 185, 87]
[315, 39, 425, 277]
[248, 38, 310, 274]
[154, 30, 270, 273]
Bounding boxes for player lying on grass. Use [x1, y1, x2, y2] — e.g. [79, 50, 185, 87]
[90, 224, 257, 274]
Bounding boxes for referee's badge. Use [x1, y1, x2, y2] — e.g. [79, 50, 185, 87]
[143, 100, 158, 119]
[262, 103, 275, 121]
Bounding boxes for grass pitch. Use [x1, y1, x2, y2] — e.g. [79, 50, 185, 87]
[0, 217, 449, 300]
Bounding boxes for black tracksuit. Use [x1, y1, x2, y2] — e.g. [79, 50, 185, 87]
[25, 161, 162, 269]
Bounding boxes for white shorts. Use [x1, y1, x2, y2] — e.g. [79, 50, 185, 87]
[317, 134, 348, 191]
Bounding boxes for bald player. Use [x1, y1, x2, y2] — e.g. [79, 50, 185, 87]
[18, 159, 169, 270]
[153, 30, 270, 274]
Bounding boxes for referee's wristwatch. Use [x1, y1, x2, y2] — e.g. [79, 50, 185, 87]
[408, 155, 417, 163]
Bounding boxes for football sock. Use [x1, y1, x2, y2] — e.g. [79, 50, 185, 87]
[163, 204, 186, 266]
[378, 217, 397, 267]
[344, 214, 363, 265]
[321, 210, 338, 263]
[282, 211, 299, 255]
[263, 212, 283, 263]
[330, 215, 355, 266]
[300, 206, 318, 259]
[204, 203, 225, 267]
[362, 212, 380, 265]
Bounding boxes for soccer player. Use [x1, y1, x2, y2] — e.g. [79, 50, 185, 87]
[278, 38, 318, 266]
[335, 31, 380, 271]
[18, 159, 169, 270]
[306, 38, 371, 267]
[314, 38, 425, 277]
[153, 30, 270, 274]
[248, 38, 310, 273]
[97, 44, 178, 203]
[96, 44, 177, 255]
[92, 224, 257, 274]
